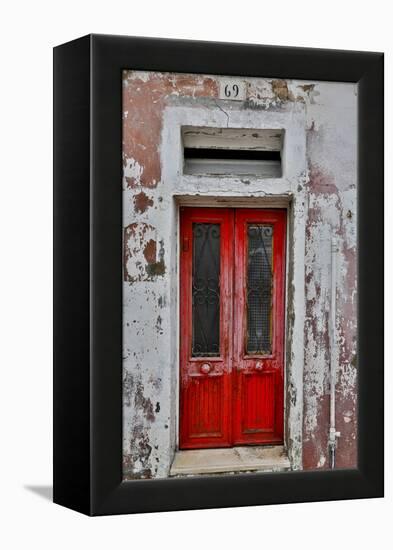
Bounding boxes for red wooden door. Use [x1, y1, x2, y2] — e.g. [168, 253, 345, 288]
[232, 209, 286, 445]
[179, 207, 286, 449]
[179, 208, 233, 449]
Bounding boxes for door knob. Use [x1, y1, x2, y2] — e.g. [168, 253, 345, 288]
[200, 363, 211, 374]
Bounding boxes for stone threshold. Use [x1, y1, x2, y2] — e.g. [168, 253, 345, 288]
[170, 445, 290, 476]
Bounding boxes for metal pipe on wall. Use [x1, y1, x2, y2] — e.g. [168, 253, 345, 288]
[329, 237, 340, 468]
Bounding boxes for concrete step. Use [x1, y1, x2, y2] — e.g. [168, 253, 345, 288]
[170, 445, 291, 476]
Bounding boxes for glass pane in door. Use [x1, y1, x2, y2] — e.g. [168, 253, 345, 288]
[192, 223, 220, 357]
[246, 224, 273, 354]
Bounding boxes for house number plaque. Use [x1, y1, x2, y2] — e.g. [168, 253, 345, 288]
[219, 79, 247, 101]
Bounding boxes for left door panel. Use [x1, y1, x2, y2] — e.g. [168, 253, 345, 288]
[179, 208, 233, 449]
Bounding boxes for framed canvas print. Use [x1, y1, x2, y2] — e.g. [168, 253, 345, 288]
[53, 34, 384, 515]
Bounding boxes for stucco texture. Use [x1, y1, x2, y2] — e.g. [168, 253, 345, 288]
[122, 70, 357, 479]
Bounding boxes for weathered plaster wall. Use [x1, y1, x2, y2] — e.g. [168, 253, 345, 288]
[302, 83, 358, 469]
[122, 70, 357, 479]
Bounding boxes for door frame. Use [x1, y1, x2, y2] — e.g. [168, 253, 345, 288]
[175, 202, 291, 453]
[162, 101, 307, 471]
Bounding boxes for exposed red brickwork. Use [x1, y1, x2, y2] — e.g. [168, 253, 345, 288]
[123, 72, 219, 188]
[134, 191, 153, 213]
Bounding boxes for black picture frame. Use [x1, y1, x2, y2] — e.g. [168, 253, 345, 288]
[53, 34, 384, 516]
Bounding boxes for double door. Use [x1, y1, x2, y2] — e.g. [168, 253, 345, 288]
[179, 208, 286, 449]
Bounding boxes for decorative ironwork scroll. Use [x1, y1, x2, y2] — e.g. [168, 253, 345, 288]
[192, 223, 220, 356]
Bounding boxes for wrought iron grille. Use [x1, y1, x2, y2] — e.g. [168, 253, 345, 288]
[246, 224, 273, 354]
[192, 223, 220, 356]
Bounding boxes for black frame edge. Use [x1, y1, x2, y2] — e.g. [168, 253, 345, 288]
[53, 34, 92, 515]
[96, 469, 380, 516]
[54, 34, 384, 516]
[90, 36, 384, 515]
[357, 52, 384, 496]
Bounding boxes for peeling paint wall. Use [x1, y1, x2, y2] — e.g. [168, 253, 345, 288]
[303, 83, 358, 469]
[122, 70, 357, 478]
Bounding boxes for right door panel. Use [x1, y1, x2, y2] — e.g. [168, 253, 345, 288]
[232, 209, 286, 445]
